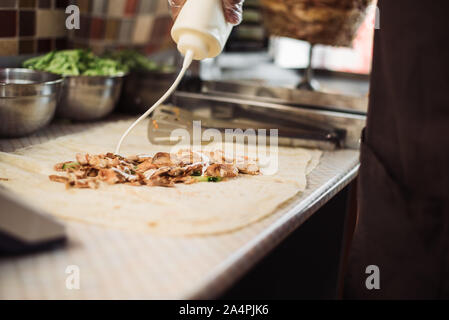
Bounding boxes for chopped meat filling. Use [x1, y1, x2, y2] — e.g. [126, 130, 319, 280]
[50, 150, 260, 189]
[205, 164, 239, 178]
[151, 152, 173, 166]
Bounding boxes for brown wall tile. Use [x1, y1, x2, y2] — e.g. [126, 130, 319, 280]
[149, 16, 171, 44]
[125, 0, 139, 16]
[54, 37, 68, 50]
[37, 38, 52, 52]
[55, 0, 68, 9]
[0, 39, 18, 56]
[36, 9, 67, 38]
[74, 14, 90, 39]
[90, 17, 105, 40]
[133, 15, 153, 44]
[38, 0, 51, 8]
[104, 18, 120, 40]
[91, 0, 107, 15]
[107, 0, 125, 17]
[19, 10, 36, 36]
[19, 39, 36, 54]
[118, 19, 134, 43]
[0, 0, 17, 8]
[155, 0, 169, 15]
[18, 0, 36, 8]
[0, 10, 17, 37]
[76, 0, 90, 13]
[138, 0, 158, 14]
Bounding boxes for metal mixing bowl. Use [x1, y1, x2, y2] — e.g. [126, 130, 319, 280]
[57, 74, 125, 121]
[0, 68, 63, 138]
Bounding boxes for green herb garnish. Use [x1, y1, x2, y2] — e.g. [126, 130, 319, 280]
[62, 162, 80, 170]
[23, 49, 127, 76]
[193, 176, 223, 183]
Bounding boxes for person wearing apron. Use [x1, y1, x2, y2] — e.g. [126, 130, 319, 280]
[344, 0, 449, 299]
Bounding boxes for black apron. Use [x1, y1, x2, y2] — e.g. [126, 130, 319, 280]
[344, 0, 449, 299]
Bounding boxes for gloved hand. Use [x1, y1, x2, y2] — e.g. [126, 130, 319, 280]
[168, 0, 244, 25]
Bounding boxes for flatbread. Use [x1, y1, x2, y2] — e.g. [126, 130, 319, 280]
[0, 120, 321, 236]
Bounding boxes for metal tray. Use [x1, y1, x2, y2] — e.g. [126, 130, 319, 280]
[160, 91, 365, 149]
[183, 79, 369, 115]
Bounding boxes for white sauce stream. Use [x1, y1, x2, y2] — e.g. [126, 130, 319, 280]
[114, 50, 195, 155]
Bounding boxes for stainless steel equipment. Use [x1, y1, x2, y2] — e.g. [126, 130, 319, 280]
[149, 103, 342, 150]
[0, 68, 63, 138]
[296, 44, 320, 91]
[57, 74, 125, 121]
[148, 86, 366, 150]
[200, 80, 368, 114]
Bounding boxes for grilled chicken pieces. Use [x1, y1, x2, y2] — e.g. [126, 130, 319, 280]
[49, 150, 260, 189]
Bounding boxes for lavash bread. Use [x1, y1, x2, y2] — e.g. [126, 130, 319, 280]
[0, 119, 321, 236]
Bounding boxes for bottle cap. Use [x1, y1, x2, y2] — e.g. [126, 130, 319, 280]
[177, 32, 209, 61]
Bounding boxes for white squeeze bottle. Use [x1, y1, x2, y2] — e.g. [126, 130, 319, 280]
[171, 0, 234, 61]
[115, 0, 233, 154]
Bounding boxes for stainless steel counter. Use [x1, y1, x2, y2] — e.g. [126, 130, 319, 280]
[0, 118, 359, 299]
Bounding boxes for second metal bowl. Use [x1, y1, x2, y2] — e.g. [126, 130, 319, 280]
[57, 74, 125, 121]
[0, 68, 63, 138]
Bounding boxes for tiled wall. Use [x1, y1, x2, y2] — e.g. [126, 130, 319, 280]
[0, 0, 173, 56]
[69, 0, 174, 54]
[0, 0, 68, 56]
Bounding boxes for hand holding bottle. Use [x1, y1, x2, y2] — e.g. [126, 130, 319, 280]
[168, 0, 244, 25]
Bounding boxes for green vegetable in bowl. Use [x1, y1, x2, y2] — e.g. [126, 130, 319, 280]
[23, 49, 127, 76]
[103, 50, 176, 73]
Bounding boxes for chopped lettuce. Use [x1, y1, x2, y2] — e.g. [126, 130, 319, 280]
[23, 49, 127, 76]
[62, 162, 80, 170]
